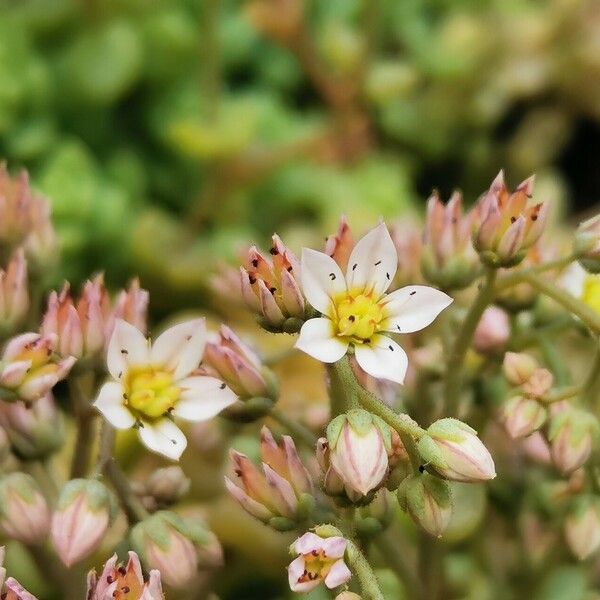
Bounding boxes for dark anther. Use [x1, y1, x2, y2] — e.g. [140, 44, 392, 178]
[248, 275, 257, 284]
[120, 348, 128, 354]
[348, 315, 355, 322]
[386, 272, 390, 280]
[269, 247, 278, 255]
[352, 263, 357, 271]
[171, 439, 177, 445]
[220, 383, 226, 389]
[251, 259, 259, 268]
[388, 345, 394, 351]
[374, 260, 381, 266]
[269, 287, 277, 294]
[121, 587, 130, 593]
[397, 325, 401, 331]
[419, 465, 426, 473]
[186, 335, 192, 341]
[287, 266, 293, 272]
[107, 575, 115, 584]
[510, 216, 517, 223]
[410, 290, 416, 296]
[118, 566, 127, 576]
[329, 273, 336, 280]
[531, 214, 538, 221]
[364, 338, 371, 344]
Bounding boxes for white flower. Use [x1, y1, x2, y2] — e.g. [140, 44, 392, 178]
[296, 222, 453, 383]
[94, 319, 237, 460]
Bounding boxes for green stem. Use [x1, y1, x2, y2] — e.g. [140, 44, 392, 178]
[537, 334, 571, 387]
[26, 460, 59, 503]
[327, 361, 359, 416]
[498, 271, 600, 334]
[346, 539, 385, 600]
[269, 406, 318, 448]
[443, 268, 497, 414]
[68, 372, 97, 479]
[543, 385, 582, 403]
[582, 339, 600, 406]
[418, 532, 441, 600]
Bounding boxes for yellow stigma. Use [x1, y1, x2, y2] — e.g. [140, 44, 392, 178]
[581, 275, 600, 315]
[333, 290, 384, 342]
[124, 366, 180, 419]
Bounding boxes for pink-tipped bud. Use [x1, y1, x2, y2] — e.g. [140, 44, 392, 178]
[398, 473, 452, 538]
[564, 496, 600, 560]
[548, 408, 598, 475]
[86, 551, 165, 600]
[0, 393, 64, 460]
[418, 418, 496, 482]
[240, 235, 305, 332]
[0, 473, 50, 545]
[500, 396, 547, 439]
[472, 306, 510, 355]
[521, 368, 554, 399]
[0, 250, 28, 334]
[0, 333, 75, 402]
[574, 214, 600, 274]
[141, 466, 191, 511]
[131, 511, 219, 589]
[51, 479, 115, 567]
[204, 325, 276, 400]
[473, 172, 547, 267]
[503, 352, 539, 386]
[324, 216, 354, 271]
[421, 190, 480, 290]
[111, 278, 149, 334]
[326, 409, 390, 499]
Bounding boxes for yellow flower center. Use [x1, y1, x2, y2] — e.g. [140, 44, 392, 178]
[124, 367, 180, 420]
[581, 275, 600, 315]
[297, 551, 334, 585]
[333, 290, 384, 343]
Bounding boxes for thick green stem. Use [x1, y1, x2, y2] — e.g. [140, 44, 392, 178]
[327, 361, 359, 416]
[68, 372, 97, 479]
[418, 532, 442, 600]
[444, 268, 497, 414]
[346, 539, 385, 600]
[269, 406, 318, 448]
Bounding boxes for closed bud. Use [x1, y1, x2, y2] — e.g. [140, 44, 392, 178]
[51, 479, 116, 567]
[421, 191, 480, 290]
[521, 368, 554, 399]
[0, 333, 75, 402]
[111, 278, 149, 333]
[335, 594, 362, 600]
[574, 214, 600, 274]
[503, 352, 539, 386]
[472, 306, 510, 355]
[225, 427, 314, 524]
[500, 396, 547, 439]
[131, 511, 218, 588]
[389, 220, 422, 286]
[398, 473, 452, 537]
[418, 418, 496, 482]
[473, 171, 547, 267]
[0, 473, 50, 544]
[204, 325, 276, 400]
[0, 250, 28, 335]
[240, 234, 306, 331]
[325, 216, 354, 271]
[548, 408, 598, 474]
[0, 393, 64, 459]
[326, 409, 391, 499]
[564, 496, 600, 560]
[143, 466, 191, 510]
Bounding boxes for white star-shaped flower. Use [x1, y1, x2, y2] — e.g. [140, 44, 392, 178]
[94, 319, 237, 460]
[295, 222, 453, 383]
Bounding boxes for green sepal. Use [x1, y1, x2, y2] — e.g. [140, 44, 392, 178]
[417, 435, 447, 470]
[326, 414, 347, 448]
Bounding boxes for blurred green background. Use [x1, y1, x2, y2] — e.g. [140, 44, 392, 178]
[0, 0, 599, 315]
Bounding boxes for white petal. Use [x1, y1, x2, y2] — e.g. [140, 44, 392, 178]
[381, 285, 453, 334]
[301, 248, 346, 315]
[93, 382, 136, 429]
[354, 335, 408, 384]
[150, 319, 207, 380]
[138, 418, 187, 460]
[560, 263, 586, 297]
[294, 532, 325, 554]
[107, 320, 149, 380]
[324, 559, 352, 589]
[346, 222, 397, 297]
[172, 376, 237, 421]
[288, 556, 320, 593]
[295, 318, 348, 363]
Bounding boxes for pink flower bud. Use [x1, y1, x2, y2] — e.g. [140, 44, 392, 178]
[548, 408, 598, 474]
[327, 409, 390, 498]
[500, 396, 547, 439]
[564, 496, 600, 560]
[0, 393, 64, 459]
[51, 479, 115, 567]
[324, 216, 354, 271]
[398, 473, 452, 537]
[0, 473, 50, 544]
[389, 220, 423, 287]
[0, 546, 38, 600]
[419, 418, 496, 482]
[143, 466, 191, 509]
[240, 235, 305, 330]
[111, 278, 149, 333]
[574, 214, 600, 274]
[473, 171, 547, 267]
[288, 532, 351, 593]
[0, 333, 75, 402]
[521, 368, 554, 399]
[131, 512, 217, 589]
[521, 431, 552, 466]
[472, 306, 510, 354]
[503, 352, 539, 386]
[87, 551, 165, 600]
[204, 326, 275, 400]
[0, 250, 28, 333]
[225, 427, 314, 526]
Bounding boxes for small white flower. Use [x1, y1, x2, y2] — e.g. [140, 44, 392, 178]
[94, 319, 237, 460]
[295, 222, 453, 383]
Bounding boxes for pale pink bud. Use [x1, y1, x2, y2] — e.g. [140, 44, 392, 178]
[0, 473, 50, 544]
[0, 250, 28, 332]
[288, 532, 351, 593]
[501, 396, 547, 439]
[575, 214, 600, 274]
[327, 410, 390, 498]
[51, 479, 115, 567]
[522, 368, 554, 399]
[419, 418, 496, 482]
[472, 306, 510, 354]
[111, 278, 149, 333]
[503, 352, 539, 386]
[324, 216, 354, 271]
[564, 497, 600, 560]
[24, 195, 58, 267]
[144, 466, 190, 508]
[521, 431, 552, 466]
[548, 408, 598, 475]
[0, 548, 38, 600]
[389, 220, 422, 286]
